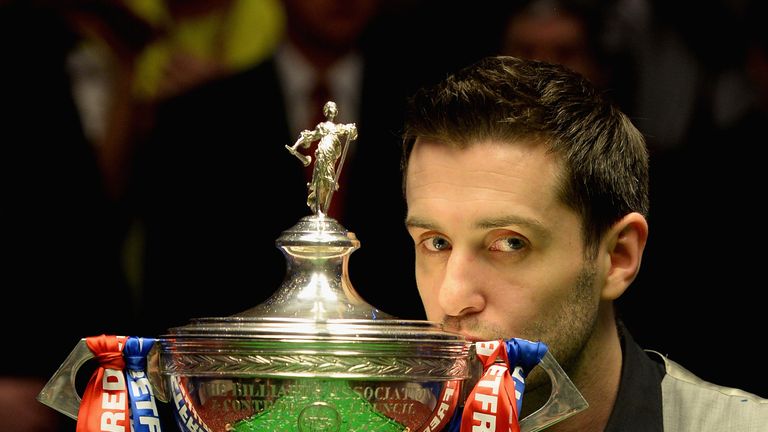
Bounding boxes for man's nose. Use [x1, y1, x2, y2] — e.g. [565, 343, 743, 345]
[438, 250, 486, 317]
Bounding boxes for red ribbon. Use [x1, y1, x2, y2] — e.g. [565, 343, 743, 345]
[420, 379, 462, 431]
[77, 335, 129, 432]
[460, 340, 520, 432]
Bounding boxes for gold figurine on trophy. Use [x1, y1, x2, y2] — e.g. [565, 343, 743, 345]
[285, 101, 357, 216]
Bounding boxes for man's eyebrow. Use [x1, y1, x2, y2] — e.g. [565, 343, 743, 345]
[406, 215, 548, 237]
[476, 215, 540, 229]
[476, 215, 549, 239]
[405, 216, 436, 230]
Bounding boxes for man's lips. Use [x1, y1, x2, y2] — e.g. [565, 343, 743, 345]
[438, 324, 467, 337]
[439, 318, 503, 342]
[438, 323, 488, 341]
[450, 330, 498, 343]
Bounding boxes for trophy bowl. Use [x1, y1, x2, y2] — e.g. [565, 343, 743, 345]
[157, 318, 470, 431]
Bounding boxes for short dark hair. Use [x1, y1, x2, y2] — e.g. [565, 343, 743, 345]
[401, 56, 648, 258]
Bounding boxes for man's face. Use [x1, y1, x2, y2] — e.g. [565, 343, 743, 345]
[405, 138, 604, 375]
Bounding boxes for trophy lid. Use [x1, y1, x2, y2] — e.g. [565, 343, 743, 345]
[159, 102, 471, 381]
[160, 214, 470, 381]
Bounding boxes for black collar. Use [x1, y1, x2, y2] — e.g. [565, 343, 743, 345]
[604, 322, 666, 432]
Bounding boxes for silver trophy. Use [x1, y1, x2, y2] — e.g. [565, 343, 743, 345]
[38, 101, 587, 431]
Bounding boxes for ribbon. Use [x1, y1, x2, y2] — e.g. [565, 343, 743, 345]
[504, 339, 548, 416]
[419, 380, 462, 432]
[77, 335, 129, 432]
[169, 375, 213, 432]
[454, 338, 549, 432]
[460, 340, 519, 432]
[124, 337, 163, 432]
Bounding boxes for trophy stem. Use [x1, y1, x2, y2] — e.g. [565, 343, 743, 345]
[235, 215, 391, 320]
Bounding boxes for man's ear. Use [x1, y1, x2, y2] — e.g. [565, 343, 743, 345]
[601, 212, 649, 301]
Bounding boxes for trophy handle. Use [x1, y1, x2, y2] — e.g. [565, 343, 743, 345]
[36, 338, 92, 420]
[36, 338, 168, 420]
[519, 351, 589, 432]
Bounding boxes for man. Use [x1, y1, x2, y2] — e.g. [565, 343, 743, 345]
[400, 56, 767, 431]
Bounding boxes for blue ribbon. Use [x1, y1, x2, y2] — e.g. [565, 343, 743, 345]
[124, 337, 163, 432]
[505, 338, 548, 415]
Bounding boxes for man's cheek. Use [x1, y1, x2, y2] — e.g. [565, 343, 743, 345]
[417, 289, 441, 320]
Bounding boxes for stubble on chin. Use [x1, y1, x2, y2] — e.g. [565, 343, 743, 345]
[441, 262, 599, 408]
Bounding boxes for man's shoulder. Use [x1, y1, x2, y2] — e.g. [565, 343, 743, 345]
[647, 351, 768, 431]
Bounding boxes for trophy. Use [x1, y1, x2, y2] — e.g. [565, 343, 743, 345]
[37, 101, 587, 431]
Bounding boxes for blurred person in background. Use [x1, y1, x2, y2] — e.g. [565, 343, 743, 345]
[496, 0, 767, 399]
[604, 0, 767, 399]
[498, 0, 635, 117]
[500, 0, 607, 86]
[0, 0, 283, 429]
[125, 0, 522, 335]
[0, 1, 151, 430]
[127, 0, 425, 338]
[130, 0, 284, 103]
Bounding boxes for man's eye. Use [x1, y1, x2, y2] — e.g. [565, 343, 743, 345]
[490, 236, 527, 252]
[423, 236, 451, 252]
